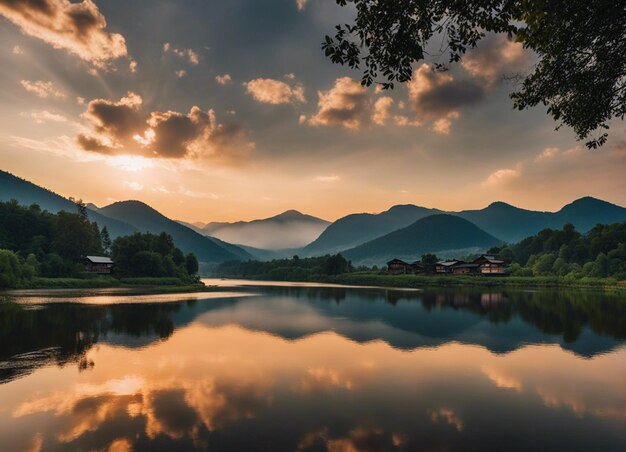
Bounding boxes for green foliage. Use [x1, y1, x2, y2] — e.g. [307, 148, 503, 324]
[495, 222, 626, 279]
[324, 0, 626, 147]
[0, 200, 199, 285]
[111, 232, 198, 279]
[214, 254, 352, 280]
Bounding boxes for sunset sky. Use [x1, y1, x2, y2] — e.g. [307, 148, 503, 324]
[1, 0, 625, 223]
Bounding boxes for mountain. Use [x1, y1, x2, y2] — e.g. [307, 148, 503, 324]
[455, 197, 626, 243]
[301, 205, 442, 256]
[454, 202, 551, 244]
[0, 169, 136, 238]
[100, 200, 253, 265]
[552, 197, 626, 233]
[197, 210, 330, 249]
[343, 214, 502, 266]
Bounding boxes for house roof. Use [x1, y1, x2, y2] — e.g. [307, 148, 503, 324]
[436, 260, 462, 267]
[85, 256, 113, 264]
[387, 259, 409, 265]
[473, 254, 504, 264]
[453, 263, 480, 269]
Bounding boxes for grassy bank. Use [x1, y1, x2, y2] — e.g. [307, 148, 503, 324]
[216, 271, 625, 291]
[18, 276, 206, 291]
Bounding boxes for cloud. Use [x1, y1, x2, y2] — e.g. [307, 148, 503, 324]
[296, 0, 308, 11]
[462, 34, 531, 86]
[12, 45, 23, 54]
[123, 181, 143, 191]
[430, 408, 464, 432]
[0, 0, 127, 66]
[215, 74, 232, 85]
[175, 69, 187, 78]
[77, 92, 253, 161]
[371, 96, 393, 126]
[162, 42, 199, 65]
[21, 110, 67, 123]
[481, 168, 521, 188]
[244, 78, 305, 105]
[304, 77, 370, 129]
[404, 64, 484, 132]
[535, 147, 560, 162]
[314, 175, 340, 182]
[20, 80, 65, 98]
[129, 59, 137, 73]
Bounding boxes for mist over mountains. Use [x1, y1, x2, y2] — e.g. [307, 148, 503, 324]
[185, 210, 330, 249]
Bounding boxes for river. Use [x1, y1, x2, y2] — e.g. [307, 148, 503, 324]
[0, 279, 624, 451]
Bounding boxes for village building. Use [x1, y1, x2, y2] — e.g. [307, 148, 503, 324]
[387, 259, 425, 275]
[84, 256, 114, 275]
[435, 260, 463, 274]
[388, 255, 506, 276]
[472, 255, 506, 274]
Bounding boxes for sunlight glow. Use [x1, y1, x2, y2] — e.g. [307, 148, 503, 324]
[106, 156, 152, 172]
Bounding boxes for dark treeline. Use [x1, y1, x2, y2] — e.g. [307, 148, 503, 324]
[488, 222, 626, 279]
[214, 254, 352, 280]
[0, 200, 198, 288]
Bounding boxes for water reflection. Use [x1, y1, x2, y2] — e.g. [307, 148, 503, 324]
[0, 283, 625, 451]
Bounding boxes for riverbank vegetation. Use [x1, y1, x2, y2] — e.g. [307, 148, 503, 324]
[213, 223, 626, 290]
[0, 200, 199, 289]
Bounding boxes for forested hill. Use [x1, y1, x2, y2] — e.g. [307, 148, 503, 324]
[0, 169, 136, 238]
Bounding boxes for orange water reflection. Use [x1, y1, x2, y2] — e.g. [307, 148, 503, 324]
[1, 320, 624, 451]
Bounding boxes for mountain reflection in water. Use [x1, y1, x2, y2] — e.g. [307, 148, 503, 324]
[0, 281, 624, 451]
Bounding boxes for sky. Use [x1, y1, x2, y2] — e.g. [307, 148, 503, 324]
[0, 0, 625, 223]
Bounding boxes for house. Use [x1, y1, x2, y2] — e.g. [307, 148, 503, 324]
[387, 259, 411, 274]
[435, 255, 506, 275]
[435, 260, 463, 274]
[472, 255, 506, 274]
[451, 263, 480, 275]
[410, 261, 425, 274]
[84, 256, 114, 275]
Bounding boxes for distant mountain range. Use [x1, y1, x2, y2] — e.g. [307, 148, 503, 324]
[3, 168, 625, 267]
[185, 210, 330, 249]
[0, 170, 250, 266]
[302, 198, 626, 257]
[302, 205, 442, 256]
[343, 214, 502, 266]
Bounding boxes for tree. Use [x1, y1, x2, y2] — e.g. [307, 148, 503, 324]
[101, 226, 112, 255]
[323, 0, 626, 147]
[185, 253, 199, 276]
[421, 253, 439, 273]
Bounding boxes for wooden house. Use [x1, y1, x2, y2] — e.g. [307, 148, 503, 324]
[84, 256, 114, 275]
[435, 260, 463, 274]
[387, 259, 411, 274]
[471, 255, 506, 274]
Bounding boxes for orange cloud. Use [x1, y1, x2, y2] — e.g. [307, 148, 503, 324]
[244, 78, 306, 105]
[162, 42, 199, 65]
[405, 64, 484, 133]
[20, 80, 65, 98]
[77, 92, 254, 160]
[215, 74, 232, 85]
[0, 0, 127, 66]
[372, 96, 393, 126]
[305, 77, 370, 129]
[462, 34, 532, 86]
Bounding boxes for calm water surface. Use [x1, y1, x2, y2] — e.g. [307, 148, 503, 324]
[0, 279, 625, 451]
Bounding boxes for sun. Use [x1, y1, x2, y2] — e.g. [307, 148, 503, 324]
[107, 155, 152, 172]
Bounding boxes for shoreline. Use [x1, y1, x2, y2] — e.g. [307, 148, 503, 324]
[212, 272, 626, 291]
[3, 277, 209, 294]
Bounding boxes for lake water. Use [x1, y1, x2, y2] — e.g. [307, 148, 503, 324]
[0, 279, 625, 451]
